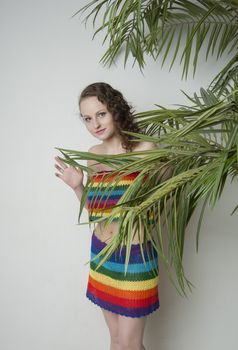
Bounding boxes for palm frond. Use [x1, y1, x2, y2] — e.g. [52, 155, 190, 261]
[73, 0, 238, 79]
[57, 79, 238, 294]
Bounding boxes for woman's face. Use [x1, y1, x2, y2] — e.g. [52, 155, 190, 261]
[80, 96, 118, 140]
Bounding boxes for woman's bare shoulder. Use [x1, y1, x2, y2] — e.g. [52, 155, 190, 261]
[87, 144, 107, 173]
[134, 141, 157, 151]
[88, 144, 102, 154]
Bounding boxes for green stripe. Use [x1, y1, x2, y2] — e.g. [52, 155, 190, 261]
[90, 261, 159, 281]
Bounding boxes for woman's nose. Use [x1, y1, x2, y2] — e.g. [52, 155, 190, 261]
[92, 118, 100, 128]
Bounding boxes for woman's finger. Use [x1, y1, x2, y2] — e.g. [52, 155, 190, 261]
[55, 171, 62, 178]
[55, 156, 67, 169]
[54, 164, 65, 174]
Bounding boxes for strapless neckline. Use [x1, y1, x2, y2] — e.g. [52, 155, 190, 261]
[92, 170, 141, 178]
[95, 170, 114, 173]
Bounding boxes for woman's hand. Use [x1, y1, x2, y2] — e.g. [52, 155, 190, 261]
[54, 156, 84, 190]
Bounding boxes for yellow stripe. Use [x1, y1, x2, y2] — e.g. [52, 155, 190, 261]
[90, 211, 120, 216]
[89, 268, 159, 291]
[90, 179, 135, 187]
[89, 211, 154, 219]
[90, 184, 131, 189]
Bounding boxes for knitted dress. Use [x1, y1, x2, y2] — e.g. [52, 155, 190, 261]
[85, 170, 159, 318]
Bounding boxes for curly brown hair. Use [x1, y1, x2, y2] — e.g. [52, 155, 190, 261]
[79, 82, 142, 152]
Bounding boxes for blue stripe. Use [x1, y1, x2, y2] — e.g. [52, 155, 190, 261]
[88, 189, 125, 198]
[90, 252, 158, 273]
[90, 233, 158, 264]
[91, 244, 158, 264]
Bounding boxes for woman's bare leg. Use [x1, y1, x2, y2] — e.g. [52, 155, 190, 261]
[102, 309, 120, 350]
[118, 315, 147, 350]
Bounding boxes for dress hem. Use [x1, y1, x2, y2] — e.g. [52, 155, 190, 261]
[86, 293, 160, 318]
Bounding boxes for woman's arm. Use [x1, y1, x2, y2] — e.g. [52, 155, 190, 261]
[136, 141, 173, 182]
[74, 156, 97, 210]
[55, 155, 88, 210]
[55, 144, 101, 211]
[73, 183, 86, 202]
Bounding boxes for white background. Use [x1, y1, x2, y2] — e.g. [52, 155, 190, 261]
[1, 1, 238, 349]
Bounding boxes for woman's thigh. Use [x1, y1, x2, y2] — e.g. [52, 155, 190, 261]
[102, 310, 147, 348]
[118, 315, 147, 347]
[102, 309, 119, 338]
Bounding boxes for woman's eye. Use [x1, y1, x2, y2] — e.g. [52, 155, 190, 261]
[84, 117, 91, 122]
[99, 112, 106, 117]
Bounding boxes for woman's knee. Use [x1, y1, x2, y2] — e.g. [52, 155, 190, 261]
[118, 316, 146, 350]
[101, 309, 119, 344]
[118, 334, 143, 350]
[110, 330, 120, 347]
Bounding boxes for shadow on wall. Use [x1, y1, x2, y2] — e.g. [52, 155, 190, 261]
[143, 226, 190, 348]
[144, 178, 238, 349]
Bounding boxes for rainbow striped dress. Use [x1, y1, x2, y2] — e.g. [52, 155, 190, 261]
[86, 170, 155, 223]
[85, 170, 159, 318]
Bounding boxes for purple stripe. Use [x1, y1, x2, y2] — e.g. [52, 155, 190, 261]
[91, 232, 158, 264]
[88, 193, 124, 200]
[89, 198, 119, 207]
[86, 291, 160, 318]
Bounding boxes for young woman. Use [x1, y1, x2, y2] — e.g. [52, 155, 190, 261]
[54, 82, 159, 350]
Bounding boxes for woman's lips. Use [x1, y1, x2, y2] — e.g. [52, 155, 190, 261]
[95, 128, 106, 135]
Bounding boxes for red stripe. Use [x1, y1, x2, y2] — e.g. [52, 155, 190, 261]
[87, 282, 158, 309]
[92, 172, 140, 182]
